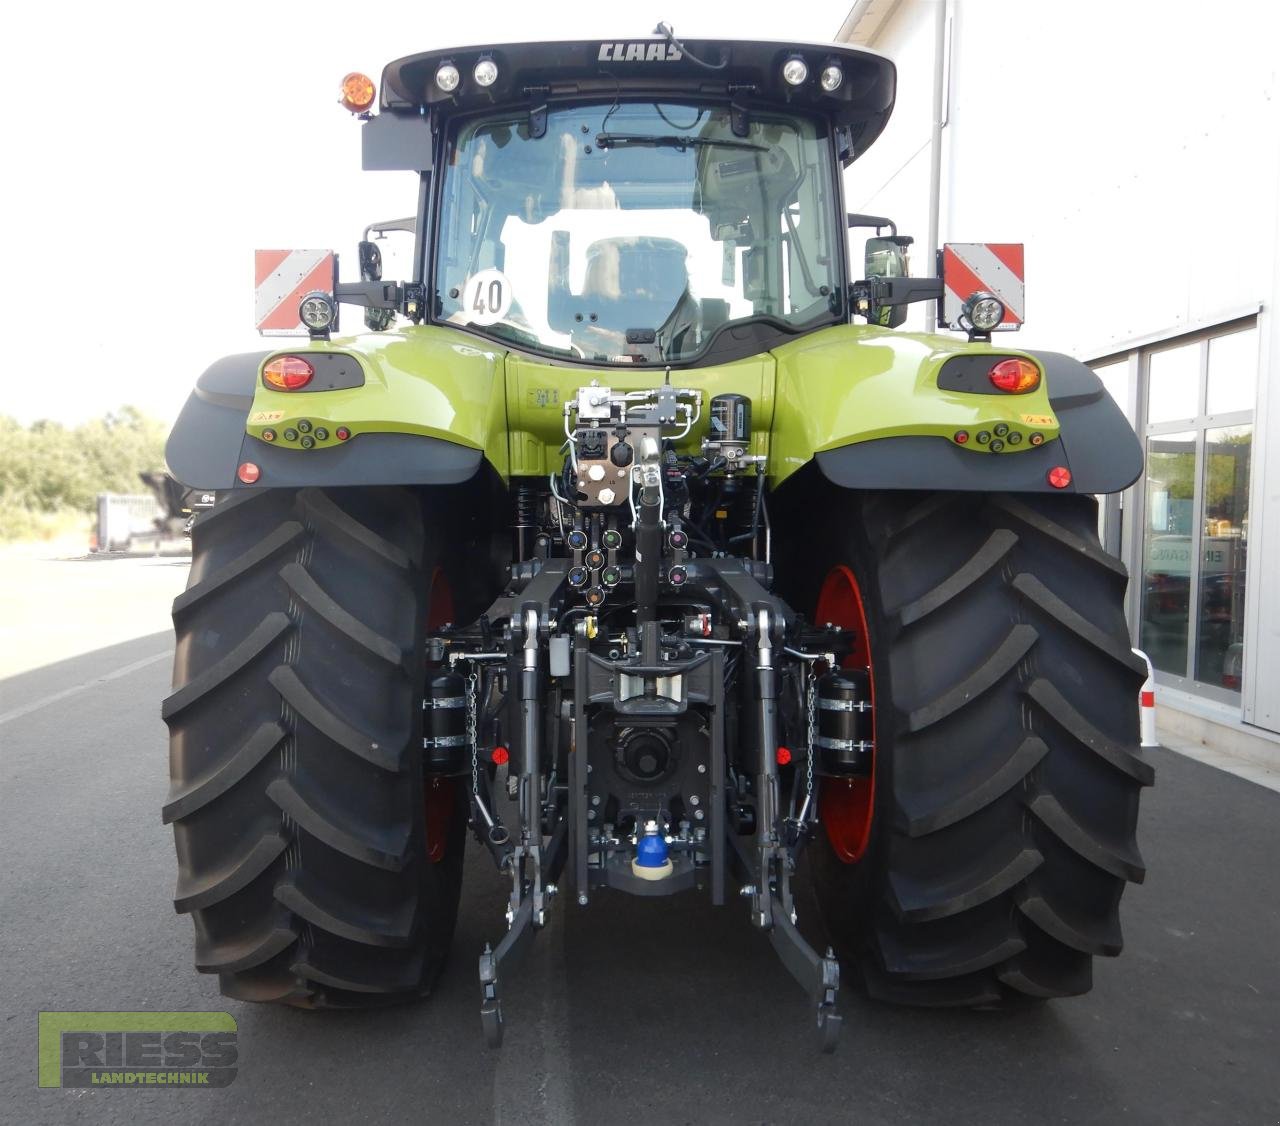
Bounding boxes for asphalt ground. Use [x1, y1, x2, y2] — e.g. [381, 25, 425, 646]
[1, 555, 1278, 1124]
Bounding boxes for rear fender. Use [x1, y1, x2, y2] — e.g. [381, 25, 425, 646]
[814, 350, 1141, 495]
[166, 328, 505, 491]
[768, 325, 1140, 495]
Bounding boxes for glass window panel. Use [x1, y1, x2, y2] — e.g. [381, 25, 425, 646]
[1196, 425, 1251, 691]
[1147, 342, 1200, 424]
[1206, 328, 1258, 416]
[1092, 360, 1131, 421]
[1141, 431, 1196, 676]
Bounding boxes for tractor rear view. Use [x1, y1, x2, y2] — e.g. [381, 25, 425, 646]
[162, 29, 1152, 1050]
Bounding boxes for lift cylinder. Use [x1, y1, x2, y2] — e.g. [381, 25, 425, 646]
[815, 669, 874, 775]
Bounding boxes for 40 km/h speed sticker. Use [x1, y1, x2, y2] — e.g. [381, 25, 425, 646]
[463, 269, 512, 326]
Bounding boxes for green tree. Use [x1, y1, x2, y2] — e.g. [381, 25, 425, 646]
[0, 408, 168, 539]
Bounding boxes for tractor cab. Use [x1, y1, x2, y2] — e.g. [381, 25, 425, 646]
[330, 34, 931, 360]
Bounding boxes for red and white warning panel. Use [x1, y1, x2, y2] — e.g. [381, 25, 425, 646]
[255, 249, 336, 336]
[940, 243, 1024, 331]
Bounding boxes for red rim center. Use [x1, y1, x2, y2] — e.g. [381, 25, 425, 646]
[814, 565, 877, 864]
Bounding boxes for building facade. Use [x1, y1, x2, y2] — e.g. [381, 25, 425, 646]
[837, 0, 1280, 753]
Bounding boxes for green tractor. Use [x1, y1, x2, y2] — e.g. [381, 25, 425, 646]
[162, 30, 1153, 1050]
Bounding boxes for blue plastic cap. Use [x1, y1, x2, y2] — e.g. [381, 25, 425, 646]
[635, 828, 670, 868]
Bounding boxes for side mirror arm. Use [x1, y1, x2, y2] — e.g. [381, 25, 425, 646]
[849, 277, 944, 323]
[334, 279, 427, 326]
[847, 212, 897, 236]
[334, 280, 403, 310]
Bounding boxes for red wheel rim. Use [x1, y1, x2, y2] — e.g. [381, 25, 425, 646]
[424, 568, 456, 864]
[815, 565, 877, 864]
[426, 566, 455, 632]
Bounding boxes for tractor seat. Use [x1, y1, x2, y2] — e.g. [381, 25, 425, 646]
[572, 237, 690, 356]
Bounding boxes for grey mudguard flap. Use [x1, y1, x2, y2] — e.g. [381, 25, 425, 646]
[165, 352, 483, 490]
[816, 350, 1143, 494]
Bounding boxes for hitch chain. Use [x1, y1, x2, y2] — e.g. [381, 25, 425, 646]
[466, 668, 480, 800]
[464, 664, 501, 837]
[805, 667, 816, 807]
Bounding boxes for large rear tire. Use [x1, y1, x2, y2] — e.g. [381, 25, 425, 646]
[796, 489, 1154, 1006]
[162, 486, 467, 1006]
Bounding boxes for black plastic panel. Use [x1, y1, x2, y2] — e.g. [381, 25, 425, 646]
[362, 111, 435, 171]
[936, 354, 1037, 396]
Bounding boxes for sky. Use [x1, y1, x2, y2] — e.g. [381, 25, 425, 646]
[1, 0, 855, 426]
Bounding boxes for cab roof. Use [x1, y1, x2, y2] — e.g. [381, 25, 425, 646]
[378, 38, 896, 161]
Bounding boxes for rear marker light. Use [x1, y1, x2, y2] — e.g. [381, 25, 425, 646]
[776, 746, 793, 766]
[1029, 432, 1045, 446]
[491, 746, 509, 765]
[954, 430, 969, 444]
[1048, 466, 1072, 489]
[263, 355, 315, 391]
[336, 426, 351, 441]
[262, 429, 276, 442]
[989, 357, 1041, 393]
[237, 462, 261, 484]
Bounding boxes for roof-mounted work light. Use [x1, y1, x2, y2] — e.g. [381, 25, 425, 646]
[435, 63, 461, 92]
[781, 57, 808, 86]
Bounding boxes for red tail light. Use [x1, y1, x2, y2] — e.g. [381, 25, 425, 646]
[989, 357, 1040, 393]
[1047, 466, 1072, 489]
[263, 355, 314, 390]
